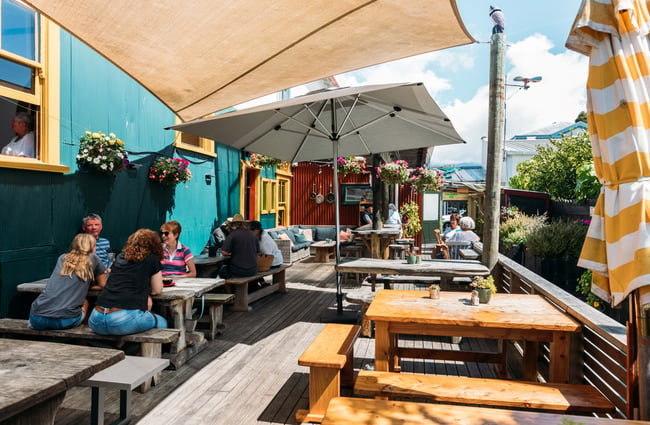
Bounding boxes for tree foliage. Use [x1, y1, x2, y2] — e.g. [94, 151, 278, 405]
[575, 111, 587, 123]
[509, 133, 596, 200]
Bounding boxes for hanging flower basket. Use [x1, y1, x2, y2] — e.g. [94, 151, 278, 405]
[337, 156, 367, 175]
[376, 160, 409, 185]
[76, 131, 128, 174]
[248, 153, 287, 168]
[148, 157, 192, 187]
[409, 167, 444, 193]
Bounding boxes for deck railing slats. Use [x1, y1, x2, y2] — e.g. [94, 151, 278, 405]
[473, 243, 631, 417]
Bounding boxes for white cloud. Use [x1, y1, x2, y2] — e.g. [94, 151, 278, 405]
[433, 34, 588, 166]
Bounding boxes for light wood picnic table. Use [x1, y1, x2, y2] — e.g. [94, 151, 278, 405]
[193, 253, 229, 277]
[365, 290, 581, 383]
[16, 277, 225, 368]
[335, 258, 490, 290]
[0, 338, 124, 425]
[351, 227, 401, 259]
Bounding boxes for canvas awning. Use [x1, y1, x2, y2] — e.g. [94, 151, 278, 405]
[23, 0, 475, 121]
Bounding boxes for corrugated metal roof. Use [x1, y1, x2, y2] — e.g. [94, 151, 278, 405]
[511, 121, 587, 140]
[505, 138, 551, 154]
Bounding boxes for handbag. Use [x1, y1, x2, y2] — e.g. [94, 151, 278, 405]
[258, 254, 274, 272]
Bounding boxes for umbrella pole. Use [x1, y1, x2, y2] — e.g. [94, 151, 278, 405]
[332, 107, 343, 314]
[638, 294, 650, 419]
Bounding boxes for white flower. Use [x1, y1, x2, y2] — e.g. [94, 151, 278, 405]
[109, 163, 114, 170]
[101, 156, 107, 161]
[83, 149, 88, 154]
[109, 133, 116, 138]
[105, 136, 110, 141]
[93, 157, 100, 164]
[100, 164, 107, 170]
[76, 154, 81, 159]
[117, 153, 124, 159]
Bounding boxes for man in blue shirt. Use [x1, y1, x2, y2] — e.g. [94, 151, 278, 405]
[82, 213, 112, 268]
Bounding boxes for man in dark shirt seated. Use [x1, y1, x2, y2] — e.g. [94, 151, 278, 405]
[219, 214, 259, 281]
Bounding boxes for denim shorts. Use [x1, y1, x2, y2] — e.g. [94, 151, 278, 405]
[29, 311, 84, 330]
[88, 308, 168, 336]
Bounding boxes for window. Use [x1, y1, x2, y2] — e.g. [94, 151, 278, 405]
[261, 178, 276, 214]
[0, 1, 66, 172]
[173, 116, 216, 157]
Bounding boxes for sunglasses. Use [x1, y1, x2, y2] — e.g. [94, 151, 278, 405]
[160, 231, 170, 236]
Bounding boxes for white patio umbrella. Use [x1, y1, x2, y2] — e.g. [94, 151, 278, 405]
[170, 82, 465, 312]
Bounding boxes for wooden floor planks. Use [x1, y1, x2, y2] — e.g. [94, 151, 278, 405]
[50, 258, 519, 424]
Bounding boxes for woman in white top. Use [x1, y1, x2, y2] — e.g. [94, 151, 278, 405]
[446, 216, 480, 243]
[2, 112, 35, 158]
[250, 220, 283, 267]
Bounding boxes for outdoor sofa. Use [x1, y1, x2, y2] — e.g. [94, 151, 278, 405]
[267, 225, 357, 264]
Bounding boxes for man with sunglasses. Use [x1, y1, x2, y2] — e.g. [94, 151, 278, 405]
[82, 213, 112, 268]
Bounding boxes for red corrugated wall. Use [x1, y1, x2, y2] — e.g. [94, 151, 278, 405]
[290, 162, 369, 227]
[290, 163, 423, 247]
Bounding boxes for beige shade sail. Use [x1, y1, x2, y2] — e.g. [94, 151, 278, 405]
[23, 0, 475, 122]
[567, 0, 650, 308]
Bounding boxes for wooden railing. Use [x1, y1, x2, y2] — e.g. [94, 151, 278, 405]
[473, 243, 630, 418]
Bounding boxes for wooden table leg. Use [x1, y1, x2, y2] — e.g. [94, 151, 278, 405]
[370, 234, 380, 259]
[522, 340, 538, 382]
[374, 321, 390, 372]
[549, 331, 571, 383]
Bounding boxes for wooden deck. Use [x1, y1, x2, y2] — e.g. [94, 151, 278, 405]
[52, 256, 512, 425]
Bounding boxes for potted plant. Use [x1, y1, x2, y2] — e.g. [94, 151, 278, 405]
[400, 201, 421, 238]
[248, 152, 286, 168]
[76, 131, 128, 174]
[408, 167, 444, 193]
[470, 275, 496, 304]
[148, 157, 192, 187]
[337, 156, 367, 175]
[376, 160, 409, 185]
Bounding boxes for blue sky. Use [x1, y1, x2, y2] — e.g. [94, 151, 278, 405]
[240, 1, 588, 166]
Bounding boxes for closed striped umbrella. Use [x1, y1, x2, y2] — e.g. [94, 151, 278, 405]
[567, 0, 650, 308]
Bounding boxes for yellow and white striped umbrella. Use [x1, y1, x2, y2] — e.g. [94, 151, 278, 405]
[567, 0, 650, 308]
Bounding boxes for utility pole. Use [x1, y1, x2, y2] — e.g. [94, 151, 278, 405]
[483, 7, 506, 271]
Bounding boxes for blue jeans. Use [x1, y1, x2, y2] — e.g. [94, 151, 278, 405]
[88, 308, 167, 335]
[29, 312, 84, 330]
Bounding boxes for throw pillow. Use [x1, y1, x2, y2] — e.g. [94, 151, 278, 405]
[278, 233, 294, 247]
[339, 230, 350, 242]
[268, 230, 279, 239]
[298, 228, 313, 242]
[294, 232, 308, 243]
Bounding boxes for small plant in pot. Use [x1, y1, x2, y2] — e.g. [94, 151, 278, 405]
[470, 275, 496, 304]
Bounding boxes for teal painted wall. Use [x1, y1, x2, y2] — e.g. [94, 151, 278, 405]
[0, 31, 241, 317]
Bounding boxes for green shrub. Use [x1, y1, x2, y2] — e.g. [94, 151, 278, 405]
[525, 220, 589, 258]
[499, 213, 546, 247]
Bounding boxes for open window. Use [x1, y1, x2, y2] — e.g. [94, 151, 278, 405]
[0, 1, 66, 172]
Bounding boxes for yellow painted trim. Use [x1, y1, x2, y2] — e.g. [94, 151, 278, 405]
[0, 48, 42, 69]
[0, 18, 66, 172]
[174, 141, 217, 158]
[239, 160, 246, 217]
[275, 164, 293, 176]
[0, 156, 68, 173]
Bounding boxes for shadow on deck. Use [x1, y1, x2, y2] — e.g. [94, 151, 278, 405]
[53, 259, 515, 425]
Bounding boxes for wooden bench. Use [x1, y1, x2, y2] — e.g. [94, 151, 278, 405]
[0, 319, 180, 360]
[79, 356, 170, 425]
[354, 371, 615, 415]
[224, 264, 291, 312]
[459, 248, 480, 260]
[322, 397, 629, 425]
[193, 293, 235, 340]
[295, 324, 361, 423]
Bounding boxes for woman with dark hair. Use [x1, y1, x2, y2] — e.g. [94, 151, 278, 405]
[88, 229, 168, 335]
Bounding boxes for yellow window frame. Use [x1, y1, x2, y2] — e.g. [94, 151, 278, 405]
[0, 17, 68, 173]
[173, 116, 216, 157]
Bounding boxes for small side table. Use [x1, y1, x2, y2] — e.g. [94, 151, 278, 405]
[312, 240, 336, 263]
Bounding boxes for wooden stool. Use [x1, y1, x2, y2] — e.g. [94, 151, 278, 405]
[388, 244, 407, 259]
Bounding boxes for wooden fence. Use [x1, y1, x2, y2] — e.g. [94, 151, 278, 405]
[473, 243, 630, 418]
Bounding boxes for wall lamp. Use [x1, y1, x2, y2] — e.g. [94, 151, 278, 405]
[205, 174, 215, 185]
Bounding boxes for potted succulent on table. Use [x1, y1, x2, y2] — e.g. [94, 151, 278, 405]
[470, 275, 497, 304]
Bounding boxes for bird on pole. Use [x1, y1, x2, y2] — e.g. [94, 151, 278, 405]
[489, 5, 505, 34]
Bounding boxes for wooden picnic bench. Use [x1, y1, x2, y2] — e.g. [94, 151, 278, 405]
[79, 356, 170, 425]
[355, 371, 615, 415]
[224, 264, 291, 312]
[193, 293, 235, 340]
[296, 324, 361, 423]
[0, 318, 179, 360]
[321, 397, 641, 425]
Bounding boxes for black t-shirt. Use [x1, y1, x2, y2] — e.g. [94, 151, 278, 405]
[96, 252, 162, 311]
[222, 228, 259, 276]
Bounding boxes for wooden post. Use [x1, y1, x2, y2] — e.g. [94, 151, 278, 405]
[483, 30, 506, 273]
[638, 297, 650, 419]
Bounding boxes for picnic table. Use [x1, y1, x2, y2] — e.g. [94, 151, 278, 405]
[365, 290, 581, 383]
[351, 227, 401, 259]
[0, 338, 124, 425]
[335, 258, 490, 290]
[193, 253, 229, 277]
[16, 277, 225, 368]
